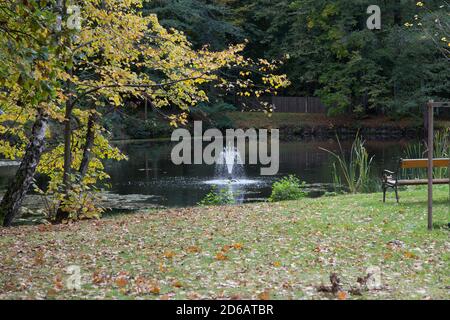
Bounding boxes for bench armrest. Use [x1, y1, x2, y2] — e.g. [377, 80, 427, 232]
[382, 169, 397, 183]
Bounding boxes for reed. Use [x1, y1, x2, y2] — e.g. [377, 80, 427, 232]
[320, 134, 375, 194]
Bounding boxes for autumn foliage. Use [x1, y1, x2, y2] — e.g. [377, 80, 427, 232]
[0, 0, 289, 225]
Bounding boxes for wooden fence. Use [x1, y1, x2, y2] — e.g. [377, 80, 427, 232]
[270, 96, 327, 113]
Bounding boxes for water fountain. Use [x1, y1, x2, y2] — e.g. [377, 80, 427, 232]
[204, 143, 258, 186]
[218, 143, 243, 181]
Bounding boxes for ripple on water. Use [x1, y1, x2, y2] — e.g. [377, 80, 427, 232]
[203, 179, 261, 186]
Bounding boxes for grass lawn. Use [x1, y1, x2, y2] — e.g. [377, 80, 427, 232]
[0, 186, 449, 300]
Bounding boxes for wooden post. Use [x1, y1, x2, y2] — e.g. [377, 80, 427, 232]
[427, 101, 434, 230]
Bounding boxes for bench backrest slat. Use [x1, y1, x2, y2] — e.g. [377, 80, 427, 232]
[400, 158, 450, 169]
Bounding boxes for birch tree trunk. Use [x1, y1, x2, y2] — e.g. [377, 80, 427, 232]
[54, 101, 73, 223]
[0, 110, 49, 226]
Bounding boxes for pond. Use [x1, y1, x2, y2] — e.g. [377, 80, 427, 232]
[98, 138, 419, 208]
[0, 138, 421, 209]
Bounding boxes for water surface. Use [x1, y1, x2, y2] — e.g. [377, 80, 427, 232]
[0, 139, 420, 208]
[102, 139, 418, 207]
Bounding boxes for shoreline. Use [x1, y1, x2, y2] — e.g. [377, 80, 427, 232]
[111, 113, 450, 141]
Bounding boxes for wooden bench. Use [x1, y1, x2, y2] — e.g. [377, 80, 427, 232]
[382, 158, 450, 203]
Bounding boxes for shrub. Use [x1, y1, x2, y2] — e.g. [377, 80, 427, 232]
[198, 186, 235, 206]
[269, 175, 306, 202]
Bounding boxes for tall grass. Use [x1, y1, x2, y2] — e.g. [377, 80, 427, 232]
[320, 135, 375, 194]
[403, 129, 449, 179]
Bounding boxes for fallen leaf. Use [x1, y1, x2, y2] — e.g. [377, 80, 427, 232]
[273, 261, 281, 268]
[92, 271, 107, 284]
[164, 251, 176, 259]
[216, 252, 228, 261]
[258, 290, 270, 300]
[33, 251, 45, 266]
[187, 246, 201, 253]
[150, 286, 160, 295]
[384, 253, 393, 260]
[46, 289, 57, 297]
[404, 251, 417, 259]
[233, 243, 243, 250]
[337, 291, 347, 300]
[54, 276, 64, 290]
[316, 273, 342, 294]
[115, 277, 128, 288]
[38, 225, 52, 233]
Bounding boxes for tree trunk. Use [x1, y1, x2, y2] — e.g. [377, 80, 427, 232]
[78, 112, 97, 178]
[54, 110, 97, 223]
[53, 0, 72, 223]
[0, 109, 49, 227]
[54, 102, 73, 223]
[62, 103, 73, 187]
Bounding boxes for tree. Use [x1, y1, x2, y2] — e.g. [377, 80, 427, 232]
[0, 0, 73, 226]
[407, 1, 450, 60]
[0, 0, 289, 226]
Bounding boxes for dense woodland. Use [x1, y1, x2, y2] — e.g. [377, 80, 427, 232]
[147, 0, 449, 117]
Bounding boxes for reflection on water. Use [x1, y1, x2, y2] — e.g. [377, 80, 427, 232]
[0, 139, 419, 208]
[204, 179, 260, 185]
[0, 164, 18, 191]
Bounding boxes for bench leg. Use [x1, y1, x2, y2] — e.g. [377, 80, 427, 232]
[394, 186, 399, 203]
[382, 186, 386, 203]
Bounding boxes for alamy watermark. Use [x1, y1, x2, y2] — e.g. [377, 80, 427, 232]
[367, 5, 381, 30]
[67, 5, 82, 30]
[65, 5, 381, 31]
[365, 266, 382, 290]
[170, 121, 280, 176]
[66, 265, 82, 290]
